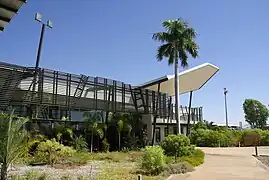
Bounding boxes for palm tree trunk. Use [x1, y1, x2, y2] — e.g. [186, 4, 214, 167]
[1, 163, 8, 180]
[174, 57, 181, 134]
[90, 130, 93, 153]
[118, 132, 121, 150]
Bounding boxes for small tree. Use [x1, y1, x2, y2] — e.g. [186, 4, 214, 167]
[85, 119, 104, 153]
[0, 113, 28, 180]
[161, 134, 194, 160]
[115, 117, 132, 150]
[243, 99, 269, 129]
[116, 119, 123, 150]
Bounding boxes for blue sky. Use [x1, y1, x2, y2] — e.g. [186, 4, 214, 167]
[1, 0, 269, 125]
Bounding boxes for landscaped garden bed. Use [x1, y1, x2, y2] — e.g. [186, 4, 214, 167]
[9, 149, 203, 179]
[0, 113, 205, 180]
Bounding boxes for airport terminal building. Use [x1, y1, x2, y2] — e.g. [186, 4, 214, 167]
[0, 62, 218, 143]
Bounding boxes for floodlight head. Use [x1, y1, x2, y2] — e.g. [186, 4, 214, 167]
[35, 12, 42, 23]
[47, 20, 53, 28]
[224, 88, 228, 94]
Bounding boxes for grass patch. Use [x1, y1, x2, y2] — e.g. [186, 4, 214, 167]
[179, 149, 205, 167]
[88, 151, 145, 163]
[98, 167, 165, 180]
[65, 152, 93, 165]
[11, 170, 48, 180]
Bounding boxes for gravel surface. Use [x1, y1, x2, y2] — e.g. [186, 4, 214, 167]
[8, 161, 105, 179]
[257, 155, 269, 167]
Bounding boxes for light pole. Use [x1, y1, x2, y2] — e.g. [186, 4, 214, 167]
[32, 12, 52, 118]
[33, 12, 52, 92]
[34, 12, 52, 73]
[224, 88, 228, 128]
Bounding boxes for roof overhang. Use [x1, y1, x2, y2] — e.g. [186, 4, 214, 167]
[0, 0, 26, 32]
[139, 63, 219, 96]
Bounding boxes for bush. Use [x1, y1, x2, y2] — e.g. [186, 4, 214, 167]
[260, 130, 269, 146]
[72, 135, 88, 152]
[102, 138, 110, 152]
[140, 146, 166, 175]
[190, 129, 228, 147]
[180, 149, 205, 167]
[161, 134, 194, 157]
[36, 139, 76, 166]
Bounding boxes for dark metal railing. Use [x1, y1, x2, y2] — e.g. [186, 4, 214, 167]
[0, 62, 174, 119]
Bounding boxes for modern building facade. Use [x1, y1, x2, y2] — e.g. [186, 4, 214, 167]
[0, 61, 218, 143]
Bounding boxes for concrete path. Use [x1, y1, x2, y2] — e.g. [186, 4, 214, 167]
[169, 147, 269, 180]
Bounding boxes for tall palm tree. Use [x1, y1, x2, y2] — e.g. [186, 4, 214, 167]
[153, 19, 199, 135]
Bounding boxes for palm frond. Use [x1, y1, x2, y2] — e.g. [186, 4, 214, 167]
[168, 47, 175, 65]
[182, 28, 197, 40]
[184, 40, 199, 58]
[178, 49, 189, 67]
[162, 20, 173, 30]
[156, 43, 172, 61]
[152, 32, 172, 42]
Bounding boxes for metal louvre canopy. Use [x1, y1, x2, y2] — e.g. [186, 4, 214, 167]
[139, 63, 219, 96]
[0, 0, 26, 32]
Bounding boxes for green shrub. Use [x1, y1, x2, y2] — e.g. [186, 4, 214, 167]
[260, 130, 269, 146]
[161, 134, 194, 157]
[180, 149, 205, 167]
[36, 139, 76, 166]
[72, 135, 88, 152]
[140, 146, 166, 175]
[191, 121, 207, 131]
[121, 147, 130, 153]
[102, 138, 110, 152]
[190, 129, 227, 147]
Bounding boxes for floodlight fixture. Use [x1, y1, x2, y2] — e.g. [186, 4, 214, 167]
[224, 88, 228, 95]
[35, 12, 42, 23]
[47, 20, 53, 28]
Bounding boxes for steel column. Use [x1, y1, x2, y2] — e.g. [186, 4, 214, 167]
[186, 91, 193, 136]
[151, 82, 160, 146]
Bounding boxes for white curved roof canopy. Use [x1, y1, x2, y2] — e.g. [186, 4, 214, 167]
[139, 63, 219, 96]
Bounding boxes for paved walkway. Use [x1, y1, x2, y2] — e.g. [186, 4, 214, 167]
[169, 147, 269, 180]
